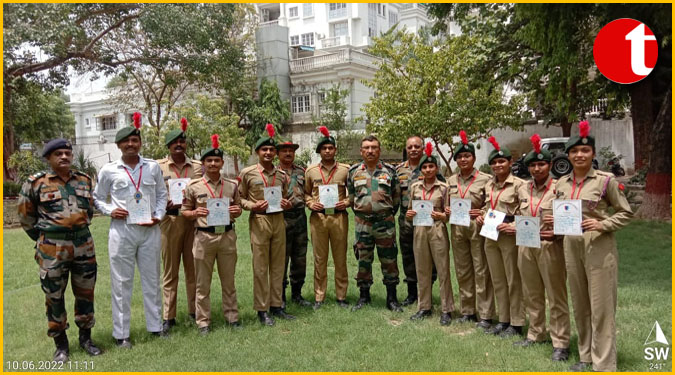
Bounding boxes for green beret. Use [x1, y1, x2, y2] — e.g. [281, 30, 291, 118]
[488, 148, 512, 164]
[316, 136, 336, 153]
[523, 149, 552, 166]
[276, 141, 299, 151]
[115, 126, 141, 143]
[200, 147, 224, 161]
[42, 138, 72, 157]
[453, 142, 476, 160]
[255, 136, 277, 151]
[564, 134, 595, 153]
[165, 129, 185, 147]
[419, 154, 439, 167]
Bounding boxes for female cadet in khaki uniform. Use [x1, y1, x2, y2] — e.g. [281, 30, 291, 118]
[405, 143, 454, 326]
[476, 136, 526, 337]
[547, 121, 632, 372]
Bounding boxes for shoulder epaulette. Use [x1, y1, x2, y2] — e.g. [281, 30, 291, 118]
[349, 163, 361, 172]
[382, 162, 396, 172]
[28, 171, 46, 182]
[73, 170, 92, 180]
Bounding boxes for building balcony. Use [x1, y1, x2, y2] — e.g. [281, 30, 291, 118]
[319, 35, 351, 49]
[290, 48, 380, 74]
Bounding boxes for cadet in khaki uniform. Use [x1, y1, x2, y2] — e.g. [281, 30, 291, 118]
[277, 140, 312, 308]
[513, 134, 570, 362]
[405, 143, 454, 325]
[477, 136, 526, 337]
[549, 122, 632, 372]
[17, 139, 102, 362]
[157, 118, 203, 331]
[445, 131, 495, 329]
[239, 124, 294, 326]
[181, 135, 242, 334]
[304, 126, 351, 309]
[348, 135, 403, 312]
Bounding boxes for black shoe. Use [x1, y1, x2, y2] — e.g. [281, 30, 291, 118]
[552, 347, 570, 362]
[270, 306, 297, 320]
[78, 328, 102, 356]
[257, 311, 275, 326]
[115, 337, 132, 349]
[385, 284, 403, 312]
[351, 287, 372, 312]
[228, 321, 243, 330]
[401, 282, 417, 306]
[487, 322, 510, 335]
[499, 325, 523, 338]
[291, 284, 312, 307]
[440, 312, 452, 326]
[457, 314, 478, 324]
[53, 332, 69, 362]
[410, 309, 432, 321]
[162, 319, 176, 332]
[189, 313, 196, 321]
[198, 326, 210, 335]
[313, 301, 323, 310]
[513, 338, 539, 347]
[569, 361, 592, 371]
[150, 329, 169, 338]
[336, 299, 350, 308]
[476, 319, 492, 330]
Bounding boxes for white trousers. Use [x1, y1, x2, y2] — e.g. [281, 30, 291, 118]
[108, 219, 162, 339]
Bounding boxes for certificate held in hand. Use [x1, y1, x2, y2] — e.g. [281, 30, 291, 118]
[207, 198, 230, 226]
[553, 199, 583, 236]
[126, 196, 152, 225]
[479, 209, 506, 241]
[515, 216, 541, 248]
[412, 200, 434, 227]
[168, 178, 190, 205]
[264, 186, 283, 213]
[319, 184, 338, 214]
[449, 198, 471, 227]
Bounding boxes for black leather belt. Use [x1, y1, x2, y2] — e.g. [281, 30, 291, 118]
[166, 208, 180, 216]
[313, 209, 347, 215]
[42, 228, 90, 240]
[196, 225, 234, 233]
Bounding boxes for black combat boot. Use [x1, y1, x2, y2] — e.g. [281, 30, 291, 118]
[270, 306, 297, 320]
[79, 328, 102, 356]
[291, 283, 312, 307]
[401, 282, 417, 306]
[351, 287, 371, 311]
[385, 284, 403, 312]
[53, 332, 69, 363]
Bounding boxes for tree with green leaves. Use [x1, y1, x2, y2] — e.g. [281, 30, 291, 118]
[246, 79, 291, 150]
[312, 84, 359, 162]
[363, 30, 524, 172]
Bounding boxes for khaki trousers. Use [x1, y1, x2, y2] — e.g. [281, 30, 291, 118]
[249, 213, 286, 311]
[485, 235, 525, 326]
[450, 222, 495, 319]
[193, 229, 238, 328]
[564, 232, 618, 372]
[518, 239, 570, 348]
[413, 222, 454, 312]
[310, 212, 349, 302]
[160, 214, 196, 320]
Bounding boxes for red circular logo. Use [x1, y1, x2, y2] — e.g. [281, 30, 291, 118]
[593, 18, 658, 84]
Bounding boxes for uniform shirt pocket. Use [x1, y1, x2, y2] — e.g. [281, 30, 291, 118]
[142, 179, 157, 201]
[39, 188, 64, 212]
[74, 188, 92, 209]
[111, 180, 130, 199]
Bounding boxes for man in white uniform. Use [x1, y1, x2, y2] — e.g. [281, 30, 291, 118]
[93, 113, 168, 348]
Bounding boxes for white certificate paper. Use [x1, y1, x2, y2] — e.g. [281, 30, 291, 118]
[319, 184, 339, 208]
[264, 186, 282, 213]
[449, 198, 471, 227]
[412, 200, 434, 227]
[479, 209, 506, 241]
[553, 199, 583, 236]
[207, 198, 230, 226]
[516, 216, 541, 248]
[126, 196, 152, 224]
[168, 178, 190, 205]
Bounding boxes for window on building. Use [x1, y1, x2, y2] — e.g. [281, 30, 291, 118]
[291, 95, 311, 113]
[382, 5, 386, 17]
[98, 115, 117, 131]
[289, 6, 298, 18]
[389, 11, 398, 27]
[328, 3, 347, 19]
[318, 92, 326, 104]
[303, 3, 313, 17]
[301, 33, 314, 46]
[377, 4, 382, 15]
[368, 4, 377, 37]
[290, 35, 300, 46]
[331, 21, 348, 37]
[85, 118, 90, 129]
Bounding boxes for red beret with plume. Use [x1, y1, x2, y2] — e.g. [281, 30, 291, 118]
[318, 126, 330, 137]
[459, 130, 468, 145]
[579, 120, 590, 138]
[488, 136, 500, 151]
[530, 134, 541, 153]
[211, 134, 219, 149]
[266, 123, 275, 138]
[180, 117, 188, 132]
[133, 112, 141, 129]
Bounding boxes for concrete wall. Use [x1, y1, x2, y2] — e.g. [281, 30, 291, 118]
[256, 25, 291, 100]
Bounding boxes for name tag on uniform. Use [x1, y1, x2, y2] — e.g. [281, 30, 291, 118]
[355, 179, 367, 187]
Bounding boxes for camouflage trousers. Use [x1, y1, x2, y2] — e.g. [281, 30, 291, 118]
[398, 215, 437, 284]
[354, 213, 400, 287]
[283, 209, 308, 287]
[35, 232, 97, 337]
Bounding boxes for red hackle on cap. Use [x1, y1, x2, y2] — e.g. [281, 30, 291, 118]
[180, 117, 188, 132]
[459, 130, 468, 145]
[425, 142, 433, 158]
[211, 134, 219, 149]
[133, 112, 141, 129]
[266, 123, 275, 138]
[530, 134, 541, 153]
[318, 126, 330, 137]
[579, 120, 590, 138]
[488, 136, 500, 151]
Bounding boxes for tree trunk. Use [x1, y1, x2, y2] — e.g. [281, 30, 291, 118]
[629, 78, 654, 170]
[3, 81, 17, 181]
[232, 154, 240, 176]
[560, 117, 572, 137]
[635, 86, 671, 220]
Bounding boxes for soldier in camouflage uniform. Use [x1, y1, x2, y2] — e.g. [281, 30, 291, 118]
[395, 136, 443, 306]
[277, 141, 311, 307]
[17, 139, 102, 362]
[348, 135, 403, 312]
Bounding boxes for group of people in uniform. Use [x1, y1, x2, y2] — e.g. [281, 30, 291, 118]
[18, 114, 632, 372]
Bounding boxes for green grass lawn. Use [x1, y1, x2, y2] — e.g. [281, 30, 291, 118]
[3, 213, 671, 371]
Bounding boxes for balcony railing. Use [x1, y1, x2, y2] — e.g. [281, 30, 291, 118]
[319, 35, 350, 49]
[290, 49, 380, 73]
[259, 19, 279, 27]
